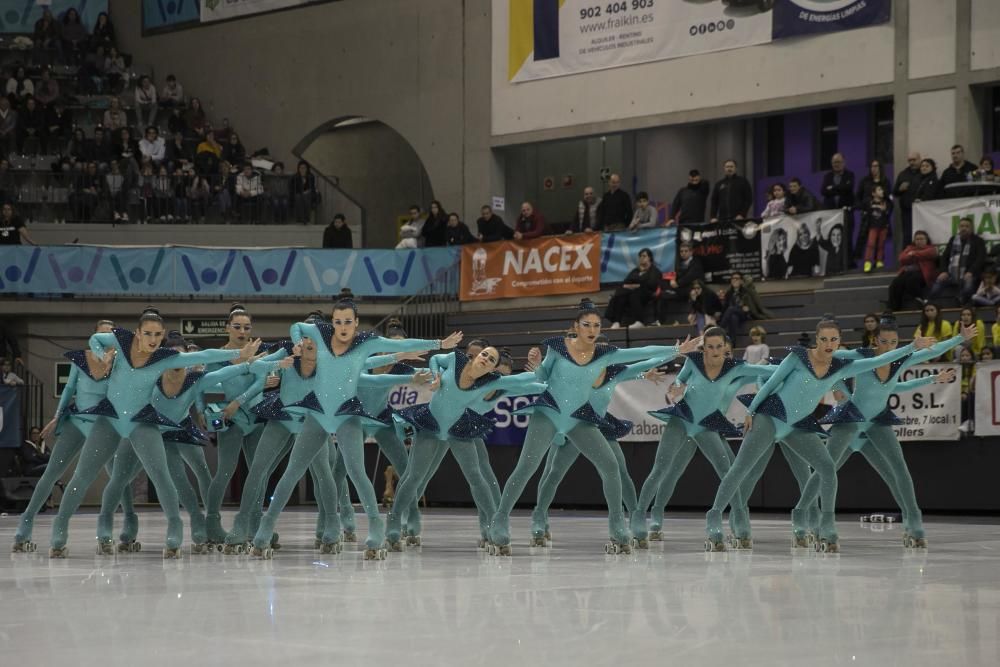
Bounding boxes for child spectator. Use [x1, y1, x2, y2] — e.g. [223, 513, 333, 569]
[862, 184, 892, 272]
[761, 183, 787, 218]
[953, 307, 986, 357]
[2, 357, 24, 386]
[627, 192, 656, 231]
[971, 269, 1000, 307]
[743, 325, 770, 364]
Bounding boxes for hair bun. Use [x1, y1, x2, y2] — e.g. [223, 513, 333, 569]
[141, 306, 160, 316]
[578, 298, 597, 311]
[386, 317, 402, 328]
[879, 312, 897, 325]
[229, 302, 247, 314]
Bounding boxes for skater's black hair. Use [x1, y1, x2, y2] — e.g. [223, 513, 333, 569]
[816, 313, 841, 334]
[94, 319, 115, 331]
[497, 347, 513, 368]
[703, 326, 727, 342]
[876, 313, 898, 334]
[575, 298, 600, 321]
[466, 338, 490, 352]
[332, 288, 357, 317]
[138, 306, 163, 326]
[228, 302, 250, 322]
[163, 330, 188, 350]
[385, 317, 407, 338]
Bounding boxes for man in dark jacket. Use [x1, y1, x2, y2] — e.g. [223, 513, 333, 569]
[445, 213, 475, 246]
[930, 216, 986, 304]
[893, 151, 923, 245]
[939, 144, 978, 195]
[709, 160, 752, 223]
[821, 153, 856, 257]
[659, 242, 704, 301]
[671, 170, 710, 225]
[786, 178, 819, 215]
[476, 205, 512, 242]
[597, 173, 632, 231]
[513, 202, 545, 240]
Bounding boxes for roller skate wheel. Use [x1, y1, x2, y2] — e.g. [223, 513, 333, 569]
[605, 542, 619, 555]
[235, 544, 245, 555]
[792, 536, 809, 548]
[529, 536, 546, 547]
[49, 546, 68, 558]
[162, 548, 182, 559]
[97, 542, 114, 555]
[485, 543, 495, 555]
[498, 545, 512, 556]
[216, 543, 225, 553]
[388, 541, 403, 552]
[343, 531, 357, 543]
[648, 531, 663, 542]
[27, 542, 37, 552]
[704, 539, 725, 552]
[620, 542, 632, 554]
[132, 542, 142, 552]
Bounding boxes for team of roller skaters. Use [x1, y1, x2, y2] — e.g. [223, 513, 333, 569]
[10, 292, 970, 559]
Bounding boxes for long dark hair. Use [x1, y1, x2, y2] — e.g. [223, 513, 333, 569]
[919, 303, 943, 332]
[385, 317, 407, 338]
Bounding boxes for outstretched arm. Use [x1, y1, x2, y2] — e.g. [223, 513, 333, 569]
[894, 375, 937, 393]
[429, 353, 453, 376]
[494, 372, 549, 396]
[837, 343, 920, 377]
[747, 355, 797, 415]
[160, 347, 241, 370]
[364, 354, 399, 370]
[733, 363, 779, 380]
[611, 355, 672, 385]
[88, 332, 120, 357]
[359, 372, 416, 388]
[605, 345, 680, 366]
[833, 349, 864, 360]
[906, 334, 966, 366]
[532, 350, 557, 381]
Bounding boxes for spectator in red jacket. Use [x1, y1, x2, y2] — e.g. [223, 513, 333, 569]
[514, 201, 545, 240]
[888, 230, 938, 310]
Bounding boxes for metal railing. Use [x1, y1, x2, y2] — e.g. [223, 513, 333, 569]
[14, 360, 44, 441]
[373, 263, 461, 340]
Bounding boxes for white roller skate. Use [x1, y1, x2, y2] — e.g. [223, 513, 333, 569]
[96, 539, 115, 556]
[162, 547, 183, 559]
[117, 541, 141, 553]
[49, 546, 69, 558]
[363, 547, 388, 560]
[12, 540, 37, 553]
[250, 546, 274, 559]
[318, 541, 343, 555]
[190, 543, 210, 555]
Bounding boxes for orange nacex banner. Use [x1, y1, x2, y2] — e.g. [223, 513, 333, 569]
[459, 233, 601, 301]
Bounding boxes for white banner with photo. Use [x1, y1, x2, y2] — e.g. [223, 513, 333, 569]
[974, 361, 1000, 436]
[912, 195, 1000, 246]
[507, 0, 772, 83]
[200, 0, 314, 22]
[758, 210, 846, 280]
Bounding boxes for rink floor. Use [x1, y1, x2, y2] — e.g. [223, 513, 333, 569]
[2, 508, 999, 666]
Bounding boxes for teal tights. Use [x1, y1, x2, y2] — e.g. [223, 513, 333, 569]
[205, 425, 263, 542]
[224, 420, 296, 545]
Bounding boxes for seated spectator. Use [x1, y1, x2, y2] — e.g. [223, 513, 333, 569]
[860, 313, 879, 348]
[196, 131, 223, 158]
[954, 307, 987, 357]
[571, 186, 600, 233]
[105, 159, 130, 221]
[45, 100, 72, 154]
[513, 201, 545, 240]
[33, 9, 60, 63]
[787, 222, 820, 278]
[761, 183, 787, 218]
[66, 127, 91, 168]
[323, 213, 353, 248]
[862, 184, 892, 273]
[104, 47, 127, 93]
[222, 132, 246, 165]
[114, 127, 140, 164]
[135, 76, 158, 129]
[172, 166, 191, 221]
[686, 280, 722, 333]
[718, 272, 753, 342]
[6, 66, 34, 104]
[160, 74, 184, 110]
[743, 326, 769, 364]
[671, 169, 710, 226]
[598, 173, 632, 231]
[165, 131, 192, 170]
[90, 12, 116, 51]
[33, 70, 60, 108]
[266, 163, 289, 223]
[977, 156, 997, 181]
[193, 133, 221, 176]
[187, 172, 212, 222]
[915, 302, 953, 357]
[71, 162, 103, 221]
[20, 426, 49, 476]
[971, 269, 1000, 307]
[397, 205, 425, 249]
[139, 126, 166, 165]
[215, 117, 235, 143]
[913, 158, 941, 202]
[185, 98, 208, 137]
[940, 144, 978, 194]
[0, 203, 35, 245]
[445, 213, 474, 246]
[476, 205, 512, 242]
[17, 97, 46, 155]
[0, 98, 15, 156]
[888, 230, 938, 310]
[103, 96, 128, 132]
[421, 200, 448, 247]
[659, 241, 703, 302]
[605, 248, 659, 329]
[931, 216, 985, 304]
[289, 161, 317, 223]
[60, 9, 90, 65]
[627, 191, 656, 231]
[235, 163, 263, 223]
[786, 177, 818, 215]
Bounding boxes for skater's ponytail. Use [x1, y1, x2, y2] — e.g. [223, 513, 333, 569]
[816, 313, 841, 334]
[385, 317, 407, 338]
[575, 298, 599, 321]
[94, 319, 115, 332]
[466, 338, 490, 354]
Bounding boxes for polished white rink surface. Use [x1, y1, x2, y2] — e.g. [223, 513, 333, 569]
[2, 509, 999, 667]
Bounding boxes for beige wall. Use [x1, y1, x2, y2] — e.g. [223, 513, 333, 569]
[971, 0, 1000, 71]
[908, 0, 957, 79]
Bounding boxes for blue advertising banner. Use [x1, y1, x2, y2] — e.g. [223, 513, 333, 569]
[142, 0, 201, 32]
[601, 226, 676, 282]
[0, 0, 108, 33]
[0, 387, 21, 449]
[483, 395, 535, 446]
[772, 0, 891, 39]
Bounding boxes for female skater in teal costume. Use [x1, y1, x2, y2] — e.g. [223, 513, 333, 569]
[387, 346, 547, 550]
[247, 294, 462, 559]
[489, 298, 700, 555]
[95, 331, 288, 554]
[12, 320, 128, 553]
[703, 316, 934, 552]
[633, 328, 776, 548]
[47, 308, 258, 558]
[793, 315, 972, 548]
[528, 347, 670, 548]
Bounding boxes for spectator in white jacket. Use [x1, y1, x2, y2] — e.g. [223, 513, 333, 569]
[396, 204, 426, 249]
[134, 75, 158, 128]
[138, 126, 166, 165]
[160, 74, 184, 109]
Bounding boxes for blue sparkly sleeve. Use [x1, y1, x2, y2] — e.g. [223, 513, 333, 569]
[605, 345, 679, 366]
[614, 356, 671, 385]
[202, 362, 252, 386]
[907, 335, 964, 366]
[836, 343, 916, 377]
[88, 332, 119, 357]
[429, 353, 452, 376]
[747, 354, 797, 415]
[55, 365, 80, 417]
[834, 349, 864, 359]
[289, 322, 319, 345]
[160, 348, 241, 370]
[733, 363, 778, 380]
[371, 336, 440, 354]
[894, 375, 937, 393]
[494, 372, 548, 396]
[359, 372, 414, 388]
[674, 363, 693, 386]
[364, 354, 398, 370]
[533, 350, 556, 381]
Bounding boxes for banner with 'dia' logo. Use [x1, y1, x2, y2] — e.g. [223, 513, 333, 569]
[459, 233, 601, 301]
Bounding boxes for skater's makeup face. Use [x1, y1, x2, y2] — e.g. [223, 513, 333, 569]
[473, 347, 499, 375]
[137, 322, 165, 352]
[876, 332, 899, 351]
[815, 326, 841, 355]
[574, 314, 602, 343]
[227, 315, 252, 345]
[703, 336, 727, 360]
[332, 308, 358, 341]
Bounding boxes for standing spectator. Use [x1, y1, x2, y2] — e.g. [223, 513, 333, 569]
[571, 186, 601, 233]
[445, 213, 475, 245]
[135, 76, 158, 129]
[709, 159, 752, 223]
[6, 66, 35, 103]
[289, 161, 317, 223]
[760, 183, 787, 218]
[33, 9, 60, 64]
[861, 184, 892, 273]
[59, 9, 89, 65]
[913, 158, 941, 202]
[322, 214, 353, 248]
[513, 201, 545, 240]
[971, 269, 1000, 307]
[598, 173, 632, 231]
[786, 177, 818, 215]
[33, 69, 60, 107]
[821, 153, 856, 256]
[940, 144, 978, 194]
[104, 47, 127, 93]
[0, 97, 16, 157]
[185, 98, 208, 138]
[476, 205, 511, 242]
[931, 216, 986, 304]
[893, 151, 923, 244]
[17, 97, 45, 155]
[659, 242, 704, 303]
[856, 159, 890, 254]
[222, 132, 246, 166]
[787, 222, 821, 278]
[266, 163, 290, 223]
[105, 159, 129, 221]
[90, 12, 116, 51]
[165, 131, 191, 170]
[2, 358, 24, 386]
[687, 280, 722, 333]
[671, 169, 710, 226]
[420, 200, 449, 247]
[627, 192, 656, 231]
[743, 326, 770, 364]
[235, 163, 263, 223]
[45, 100, 72, 154]
[0, 202, 34, 245]
[396, 205, 425, 249]
[103, 96, 127, 132]
[139, 126, 166, 165]
[160, 74, 184, 110]
[605, 248, 659, 329]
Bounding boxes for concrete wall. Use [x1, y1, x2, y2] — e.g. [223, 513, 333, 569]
[971, 0, 1000, 71]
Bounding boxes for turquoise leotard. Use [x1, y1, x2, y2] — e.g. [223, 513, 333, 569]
[55, 350, 113, 437]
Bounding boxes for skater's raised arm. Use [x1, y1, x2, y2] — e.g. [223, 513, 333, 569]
[611, 356, 672, 385]
[836, 337, 933, 377]
[429, 352, 453, 376]
[363, 354, 402, 370]
[87, 332, 119, 357]
[747, 354, 796, 415]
